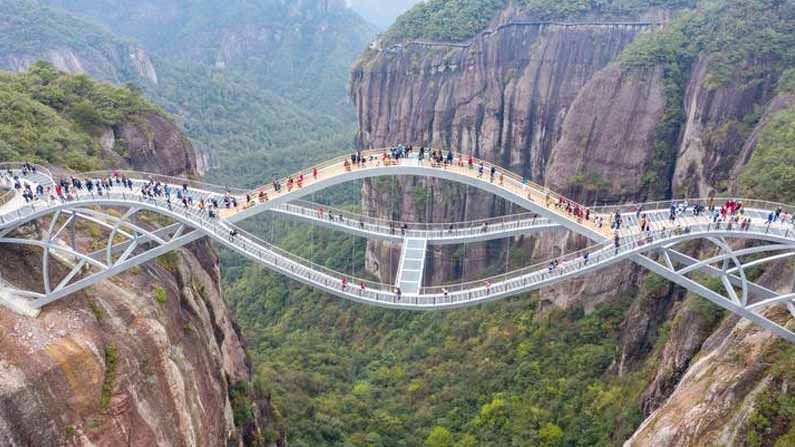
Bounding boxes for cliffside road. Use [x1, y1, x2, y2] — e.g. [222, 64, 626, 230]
[379, 20, 661, 52]
[1, 151, 794, 341]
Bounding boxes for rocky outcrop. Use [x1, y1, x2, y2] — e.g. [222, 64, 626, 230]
[626, 306, 792, 446]
[0, 43, 158, 85]
[114, 112, 199, 176]
[544, 63, 665, 201]
[0, 1, 160, 86]
[0, 115, 280, 446]
[672, 55, 780, 197]
[352, 17, 655, 283]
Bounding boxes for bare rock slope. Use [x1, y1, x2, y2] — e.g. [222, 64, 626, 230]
[0, 115, 281, 446]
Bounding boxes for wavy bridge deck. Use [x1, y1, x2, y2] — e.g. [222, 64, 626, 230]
[1, 151, 793, 342]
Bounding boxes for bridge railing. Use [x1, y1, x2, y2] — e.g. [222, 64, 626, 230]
[3, 185, 795, 309]
[79, 170, 247, 196]
[278, 200, 551, 234]
[593, 197, 795, 218]
[421, 220, 795, 299]
[246, 149, 384, 198]
[244, 147, 588, 217]
[223, 222, 394, 292]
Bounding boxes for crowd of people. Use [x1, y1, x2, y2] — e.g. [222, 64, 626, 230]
[6, 155, 795, 302]
[2, 163, 42, 203]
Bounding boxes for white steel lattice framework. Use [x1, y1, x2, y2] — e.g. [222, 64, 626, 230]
[1, 151, 793, 342]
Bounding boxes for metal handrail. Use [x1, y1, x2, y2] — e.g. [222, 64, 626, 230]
[593, 197, 795, 217]
[278, 200, 549, 232]
[4, 185, 795, 306]
[0, 162, 54, 186]
[78, 170, 247, 195]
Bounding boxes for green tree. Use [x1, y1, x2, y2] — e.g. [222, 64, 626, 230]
[739, 106, 795, 204]
[425, 426, 454, 447]
[538, 422, 564, 446]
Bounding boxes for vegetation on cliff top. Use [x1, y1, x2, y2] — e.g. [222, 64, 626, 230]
[740, 104, 795, 204]
[0, 0, 122, 52]
[0, 61, 159, 170]
[381, 0, 692, 45]
[619, 0, 795, 198]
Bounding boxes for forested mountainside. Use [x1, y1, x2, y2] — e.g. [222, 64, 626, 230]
[222, 0, 795, 445]
[0, 66, 284, 446]
[40, 0, 375, 115]
[0, 0, 375, 182]
[0, 0, 157, 84]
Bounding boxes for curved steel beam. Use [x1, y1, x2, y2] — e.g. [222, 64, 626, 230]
[747, 293, 795, 312]
[728, 251, 795, 274]
[676, 244, 795, 276]
[0, 238, 108, 271]
[705, 237, 749, 305]
[74, 208, 166, 246]
[42, 210, 62, 294]
[106, 207, 140, 266]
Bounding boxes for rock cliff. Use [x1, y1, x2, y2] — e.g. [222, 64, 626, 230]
[0, 44, 159, 85]
[352, 17, 657, 284]
[0, 113, 282, 446]
[351, 3, 794, 444]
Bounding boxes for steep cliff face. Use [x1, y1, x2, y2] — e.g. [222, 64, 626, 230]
[672, 54, 780, 196]
[0, 113, 281, 446]
[627, 305, 793, 446]
[352, 16, 656, 283]
[353, 22, 652, 179]
[0, 44, 158, 85]
[544, 63, 665, 200]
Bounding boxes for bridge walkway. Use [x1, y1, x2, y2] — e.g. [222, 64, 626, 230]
[396, 238, 428, 295]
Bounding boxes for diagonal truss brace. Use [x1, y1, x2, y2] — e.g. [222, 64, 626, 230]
[633, 253, 795, 343]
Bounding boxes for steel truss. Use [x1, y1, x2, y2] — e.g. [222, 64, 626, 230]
[636, 236, 795, 341]
[0, 205, 201, 314]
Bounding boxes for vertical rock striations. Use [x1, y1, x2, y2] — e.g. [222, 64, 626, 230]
[351, 18, 656, 283]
